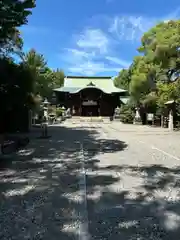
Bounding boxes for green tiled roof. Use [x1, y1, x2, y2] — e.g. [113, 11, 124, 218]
[54, 87, 80, 93]
[54, 76, 126, 94]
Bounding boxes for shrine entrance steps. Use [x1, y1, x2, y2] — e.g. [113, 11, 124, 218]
[66, 116, 113, 123]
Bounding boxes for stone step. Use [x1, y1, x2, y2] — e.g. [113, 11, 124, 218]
[66, 116, 118, 123]
[69, 117, 104, 122]
[80, 117, 104, 122]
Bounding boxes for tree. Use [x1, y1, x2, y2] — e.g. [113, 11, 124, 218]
[138, 20, 180, 83]
[114, 69, 131, 90]
[22, 49, 65, 98]
[138, 20, 180, 117]
[0, 1, 37, 132]
[0, 0, 35, 56]
[127, 20, 180, 108]
[39, 68, 64, 98]
[155, 79, 180, 111]
[22, 48, 47, 70]
[50, 69, 65, 90]
[0, 29, 23, 57]
[128, 56, 156, 104]
[22, 49, 47, 95]
[119, 103, 135, 124]
[0, 57, 36, 132]
[115, 20, 180, 125]
[0, 0, 35, 42]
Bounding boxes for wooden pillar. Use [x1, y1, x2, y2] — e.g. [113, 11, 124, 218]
[79, 92, 82, 116]
[99, 93, 102, 116]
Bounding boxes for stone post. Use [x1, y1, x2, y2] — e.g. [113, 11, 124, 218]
[168, 110, 174, 131]
[133, 107, 142, 125]
[28, 109, 32, 131]
[161, 115, 164, 128]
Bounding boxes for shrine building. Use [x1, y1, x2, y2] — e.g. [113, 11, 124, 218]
[53, 76, 128, 117]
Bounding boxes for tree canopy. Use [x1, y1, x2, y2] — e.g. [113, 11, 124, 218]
[0, 0, 65, 132]
[115, 19, 180, 114]
[114, 69, 131, 90]
[22, 48, 64, 98]
[0, 0, 35, 57]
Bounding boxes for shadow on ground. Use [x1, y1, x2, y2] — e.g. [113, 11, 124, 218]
[1, 124, 180, 239]
[0, 124, 127, 239]
[90, 164, 180, 239]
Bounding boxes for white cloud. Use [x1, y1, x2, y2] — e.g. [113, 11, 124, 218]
[106, 56, 131, 68]
[63, 7, 180, 75]
[77, 29, 109, 54]
[109, 16, 155, 41]
[65, 48, 94, 62]
[63, 28, 126, 75]
[68, 61, 121, 75]
[109, 8, 180, 42]
[66, 48, 89, 57]
[62, 28, 123, 75]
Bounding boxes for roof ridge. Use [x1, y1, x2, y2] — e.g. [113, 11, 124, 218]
[66, 76, 112, 79]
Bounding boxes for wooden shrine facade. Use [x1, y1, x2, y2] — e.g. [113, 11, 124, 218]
[53, 76, 127, 117]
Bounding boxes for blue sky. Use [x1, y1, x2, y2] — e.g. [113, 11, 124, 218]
[20, 0, 180, 77]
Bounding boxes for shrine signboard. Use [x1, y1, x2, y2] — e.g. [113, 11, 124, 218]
[82, 100, 97, 106]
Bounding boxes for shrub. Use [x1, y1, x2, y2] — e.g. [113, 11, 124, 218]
[56, 108, 63, 117]
[119, 104, 135, 124]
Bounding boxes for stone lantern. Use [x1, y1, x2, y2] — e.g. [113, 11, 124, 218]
[113, 106, 120, 121]
[133, 107, 142, 124]
[42, 98, 49, 117]
[41, 98, 50, 138]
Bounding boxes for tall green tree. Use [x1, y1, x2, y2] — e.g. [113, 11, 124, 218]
[51, 69, 65, 89]
[125, 20, 180, 109]
[0, 57, 36, 132]
[114, 69, 131, 90]
[0, 0, 35, 41]
[38, 68, 65, 97]
[22, 49, 47, 95]
[128, 56, 156, 104]
[116, 19, 180, 123]
[0, 29, 23, 57]
[22, 48, 47, 70]
[138, 20, 180, 83]
[0, 0, 35, 56]
[0, 0, 36, 132]
[22, 49, 64, 98]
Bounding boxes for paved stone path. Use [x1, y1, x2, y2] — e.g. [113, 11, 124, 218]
[1, 122, 180, 239]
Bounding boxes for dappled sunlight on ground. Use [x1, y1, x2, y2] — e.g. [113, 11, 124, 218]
[0, 123, 180, 239]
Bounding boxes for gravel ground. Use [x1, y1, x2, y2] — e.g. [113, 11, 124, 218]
[0, 122, 180, 239]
